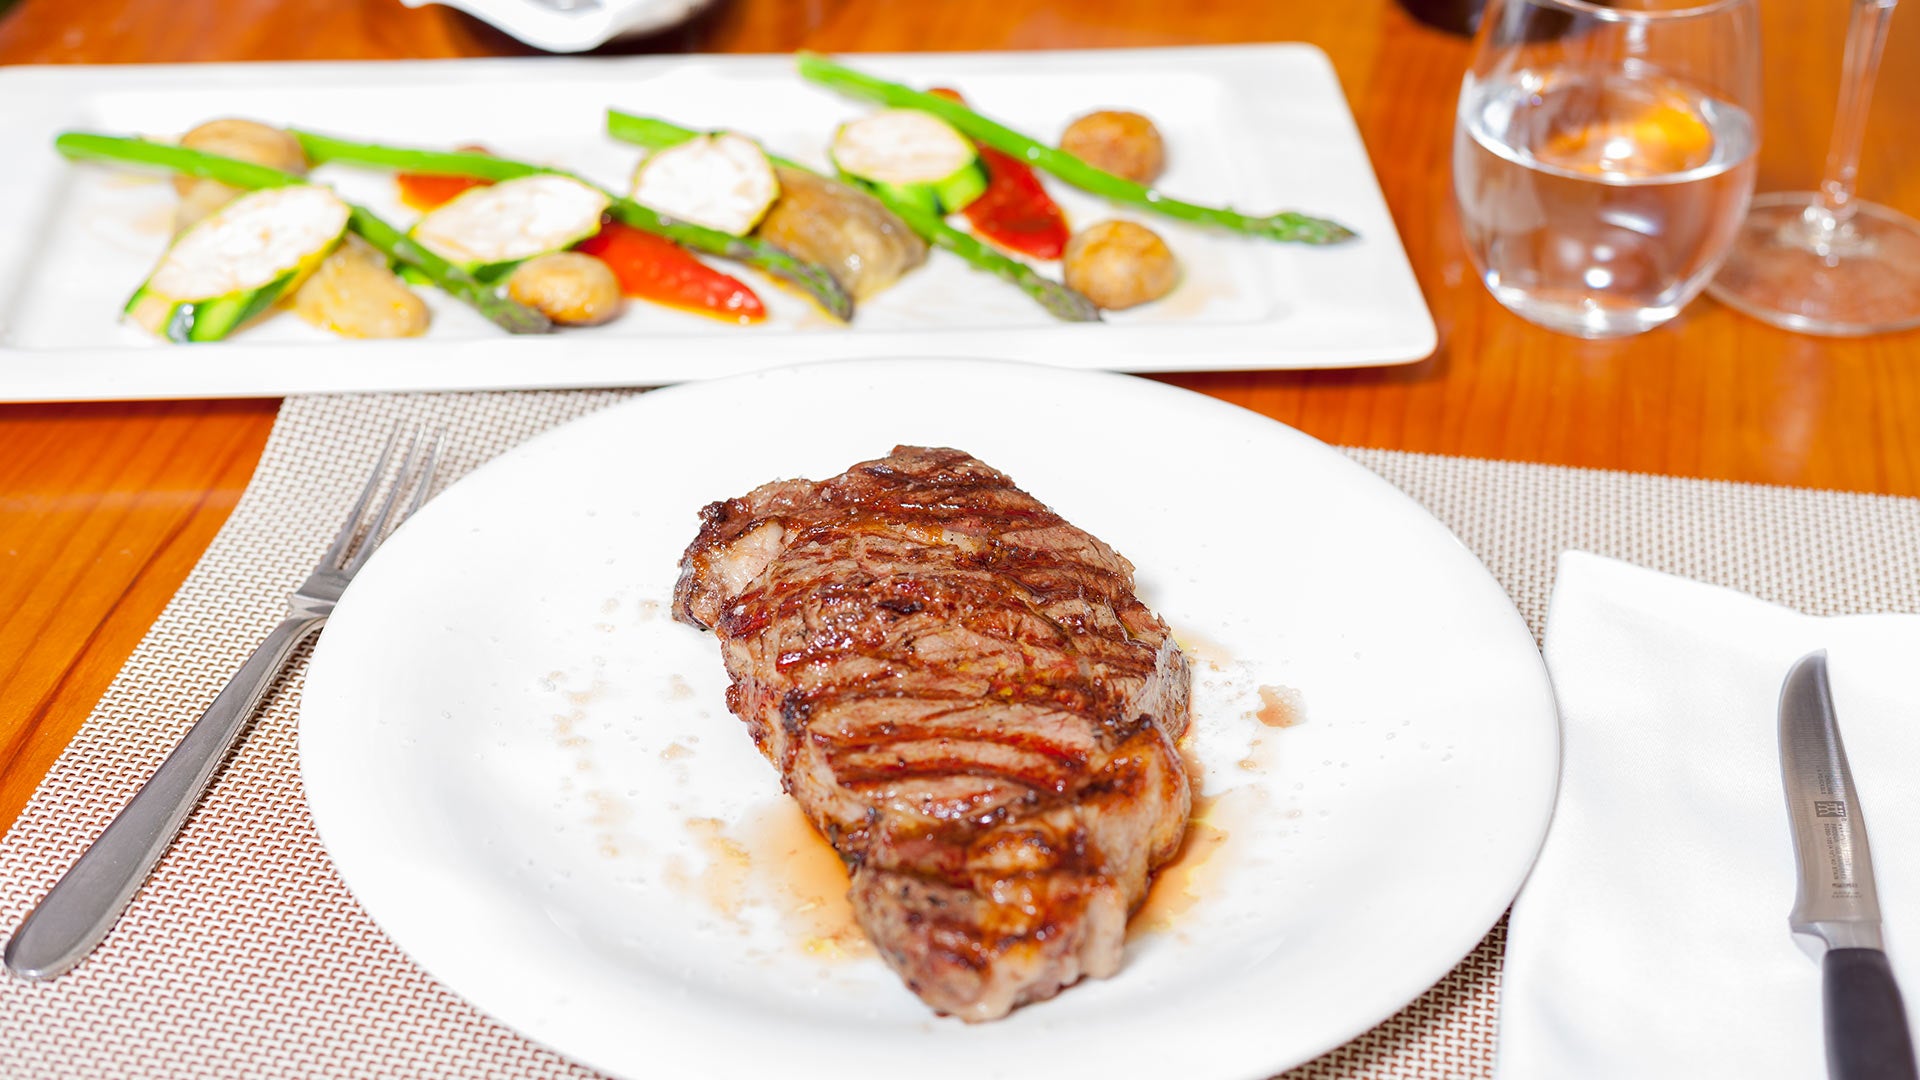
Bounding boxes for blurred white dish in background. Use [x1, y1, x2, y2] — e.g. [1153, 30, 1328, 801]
[400, 0, 717, 52]
[0, 46, 1433, 402]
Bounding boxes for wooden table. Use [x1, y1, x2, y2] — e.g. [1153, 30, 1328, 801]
[1, 0, 1916, 834]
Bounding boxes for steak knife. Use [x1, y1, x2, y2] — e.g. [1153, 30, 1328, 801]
[1780, 651, 1919, 1080]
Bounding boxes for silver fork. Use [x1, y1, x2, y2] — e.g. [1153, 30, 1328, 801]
[2, 427, 442, 982]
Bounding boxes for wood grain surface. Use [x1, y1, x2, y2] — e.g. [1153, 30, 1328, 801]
[0, 0, 1916, 831]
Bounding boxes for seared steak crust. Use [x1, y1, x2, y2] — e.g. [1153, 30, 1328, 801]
[673, 446, 1191, 1020]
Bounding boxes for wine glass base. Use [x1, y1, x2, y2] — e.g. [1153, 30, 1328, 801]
[1708, 192, 1920, 336]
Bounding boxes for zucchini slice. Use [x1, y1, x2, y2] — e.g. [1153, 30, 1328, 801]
[125, 184, 350, 343]
[829, 108, 988, 215]
[409, 174, 611, 278]
[629, 132, 780, 236]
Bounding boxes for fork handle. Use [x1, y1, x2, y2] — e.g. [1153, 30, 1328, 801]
[3, 615, 325, 981]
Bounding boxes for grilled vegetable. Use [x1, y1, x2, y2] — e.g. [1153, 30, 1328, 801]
[290, 130, 852, 321]
[828, 108, 988, 215]
[291, 234, 431, 339]
[1059, 110, 1165, 186]
[409, 174, 610, 279]
[342, 207, 550, 335]
[607, 112, 1094, 321]
[608, 114, 921, 305]
[161, 120, 431, 339]
[630, 133, 779, 236]
[575, 222, 766, 324]
[929, 88, 1071, 261]
[797, 53, 1357, 245]
[756, 166, 927, 301]
[507, 251, 622, 326]
[1063, 220, 1180, 310]
[963, 143, 1072, 260]
[171, 118, 309, 232]
[125, 184, 349, 342]
[889, 196, 1100, 321]
[53, 132, 551, 334]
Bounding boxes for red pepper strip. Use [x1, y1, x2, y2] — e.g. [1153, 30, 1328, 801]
[575, 221, 767, 325]
[963, 144, 1073, 260]
[930, 87, 1071, 261]
[397, 143, 497, 210]
[396, 172, 490, 210]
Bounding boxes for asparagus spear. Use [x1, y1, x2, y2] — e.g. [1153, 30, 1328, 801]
[606, 110, 1100, 324]
[608, 112, 809, 172]
[341, 208, 552, 333]
[794, 53, 1359, 246]
[53, 132, 553, 334]
[291, 129, 855, 322]
[877, 197, 1100, 323]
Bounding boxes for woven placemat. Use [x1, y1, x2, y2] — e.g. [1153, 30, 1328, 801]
[3, 389, 1917, 1080]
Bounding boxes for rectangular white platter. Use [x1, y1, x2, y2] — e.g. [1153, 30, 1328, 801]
[0, 44, 1435, 402]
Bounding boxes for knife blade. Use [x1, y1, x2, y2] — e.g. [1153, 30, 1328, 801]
[1780, 650, 1919, 1080]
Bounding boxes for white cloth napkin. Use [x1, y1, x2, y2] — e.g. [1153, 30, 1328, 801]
[1497, 552, 1920, 1080]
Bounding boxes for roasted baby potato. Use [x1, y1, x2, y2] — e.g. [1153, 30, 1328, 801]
[1063, 220, 1180, 311]
[507, 252, 622, 326]
[1059, 110, 1166, 185]
[291, 235, 431, 339]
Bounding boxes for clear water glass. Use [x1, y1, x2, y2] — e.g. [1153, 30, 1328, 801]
[1452, 0, 1761, 338]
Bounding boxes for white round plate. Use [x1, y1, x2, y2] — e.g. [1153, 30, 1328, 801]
[301, 358, 1558, 1080]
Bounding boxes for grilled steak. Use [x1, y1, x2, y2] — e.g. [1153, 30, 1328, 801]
[673, 446, 1192, 1020]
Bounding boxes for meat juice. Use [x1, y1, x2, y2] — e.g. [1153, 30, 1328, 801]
[1454, 67, 1756, 337]
[1255, 685, 1304, 729]
[1132, 790, 1232, 937]
[668, 801, 870, 958]
[739, 802, 870, 959]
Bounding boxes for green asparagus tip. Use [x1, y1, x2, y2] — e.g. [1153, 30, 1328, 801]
[1049, 288, 1103, 323]
[489, 301, 556, 335]
[1269, 211, 1359, 245]
[1313, 221, 1360, 245]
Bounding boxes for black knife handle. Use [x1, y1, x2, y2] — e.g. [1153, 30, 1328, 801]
[1826, 948, 1920, 1080]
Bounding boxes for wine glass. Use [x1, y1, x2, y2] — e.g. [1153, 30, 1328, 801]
[1453, 0, 1762, 338]
[1708, 0, 1920, 336]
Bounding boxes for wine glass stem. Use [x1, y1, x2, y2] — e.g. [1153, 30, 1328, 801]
[1813, 0, 1899, 234]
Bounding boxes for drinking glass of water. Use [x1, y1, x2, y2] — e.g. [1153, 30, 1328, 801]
[1453, 0, 1760, 338]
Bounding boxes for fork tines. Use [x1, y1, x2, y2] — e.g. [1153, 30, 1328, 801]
[321, 425, 444, 573]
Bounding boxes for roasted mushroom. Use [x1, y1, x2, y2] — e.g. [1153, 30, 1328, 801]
[1059, 110, 1166, 186]
[291, 235, 431, 339]
[1062, 220, 1180, 311]
[507, 252, 622, 326]
[171, 118, 310, 232]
